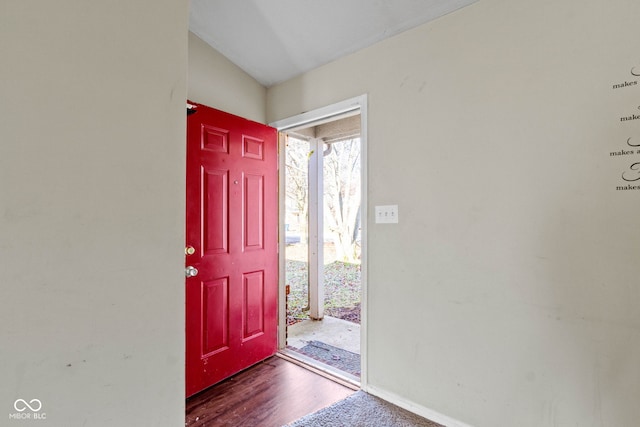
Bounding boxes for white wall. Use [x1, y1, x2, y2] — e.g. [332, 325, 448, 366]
[189, 32, 267, 123]
[0, 2, 187, 426]
[268, 0, 640, 426]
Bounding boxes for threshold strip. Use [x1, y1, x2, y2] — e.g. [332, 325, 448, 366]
[276, 350, 360, 391]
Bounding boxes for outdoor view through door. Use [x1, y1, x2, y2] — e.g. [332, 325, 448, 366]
[284, 113, 362, 381]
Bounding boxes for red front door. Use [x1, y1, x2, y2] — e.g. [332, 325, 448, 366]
[185, 102, 278, 397]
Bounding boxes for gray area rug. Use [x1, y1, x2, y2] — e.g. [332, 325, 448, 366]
[284, 391, 444, 427]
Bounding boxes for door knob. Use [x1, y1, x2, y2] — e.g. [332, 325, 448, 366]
[185, 266, 198, 278]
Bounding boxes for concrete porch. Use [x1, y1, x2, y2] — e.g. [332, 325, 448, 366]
[284, 316, 361, 384]
[287, 316, 361, 354]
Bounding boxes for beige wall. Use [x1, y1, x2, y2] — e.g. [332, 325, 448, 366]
[268, 0, 640, 426]
[0, 1, 187, 426]
[189, 32, 267, 123]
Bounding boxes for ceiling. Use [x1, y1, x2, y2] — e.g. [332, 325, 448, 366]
[189, 0, 478, 87]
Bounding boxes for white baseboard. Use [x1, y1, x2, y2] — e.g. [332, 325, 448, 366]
[364, 385, 475, 427]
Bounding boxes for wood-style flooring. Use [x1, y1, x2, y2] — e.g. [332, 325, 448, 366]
[186, 355, 356, 427]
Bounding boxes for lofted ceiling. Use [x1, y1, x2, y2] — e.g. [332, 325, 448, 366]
[189, 0, 478, 88]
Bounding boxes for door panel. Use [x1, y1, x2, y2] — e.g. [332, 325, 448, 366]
[244, 173, 264, 250]
[243, 270, 265, 339]
[203, 168, 229, 254]
[186, 102, 278, 397]
[202, 277, 229, 356]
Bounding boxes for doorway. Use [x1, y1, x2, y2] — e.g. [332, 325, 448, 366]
[272, 96, 368, 387]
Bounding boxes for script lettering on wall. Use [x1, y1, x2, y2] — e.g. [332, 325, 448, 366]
[610, 64, 640, 191]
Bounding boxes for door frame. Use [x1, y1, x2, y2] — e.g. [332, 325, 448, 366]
[270, 94, 369, 390]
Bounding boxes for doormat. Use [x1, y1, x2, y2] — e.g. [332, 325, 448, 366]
[294, 340, 360, 377]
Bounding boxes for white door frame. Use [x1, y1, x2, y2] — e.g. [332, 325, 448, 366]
[271, 94, 368, 389]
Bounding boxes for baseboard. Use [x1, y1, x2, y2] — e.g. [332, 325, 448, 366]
[364, 385, 474, 427]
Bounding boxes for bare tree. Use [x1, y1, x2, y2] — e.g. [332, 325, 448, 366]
[324, 138, 361, 263]
[285, 135, 361, 263]
[285, 136, 310, 244]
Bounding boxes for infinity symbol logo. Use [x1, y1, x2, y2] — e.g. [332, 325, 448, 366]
[14, 399, 42, 412]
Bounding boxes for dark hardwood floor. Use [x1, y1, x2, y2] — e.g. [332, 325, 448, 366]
[186, 355, 356, 427]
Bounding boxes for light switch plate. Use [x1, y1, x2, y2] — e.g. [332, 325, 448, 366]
[375, 205, 399, 223]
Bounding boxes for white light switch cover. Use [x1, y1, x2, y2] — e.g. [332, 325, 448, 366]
[375, 205, 399, 223]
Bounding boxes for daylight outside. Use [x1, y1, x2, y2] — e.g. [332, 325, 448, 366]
[285, 134, 362, 378]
